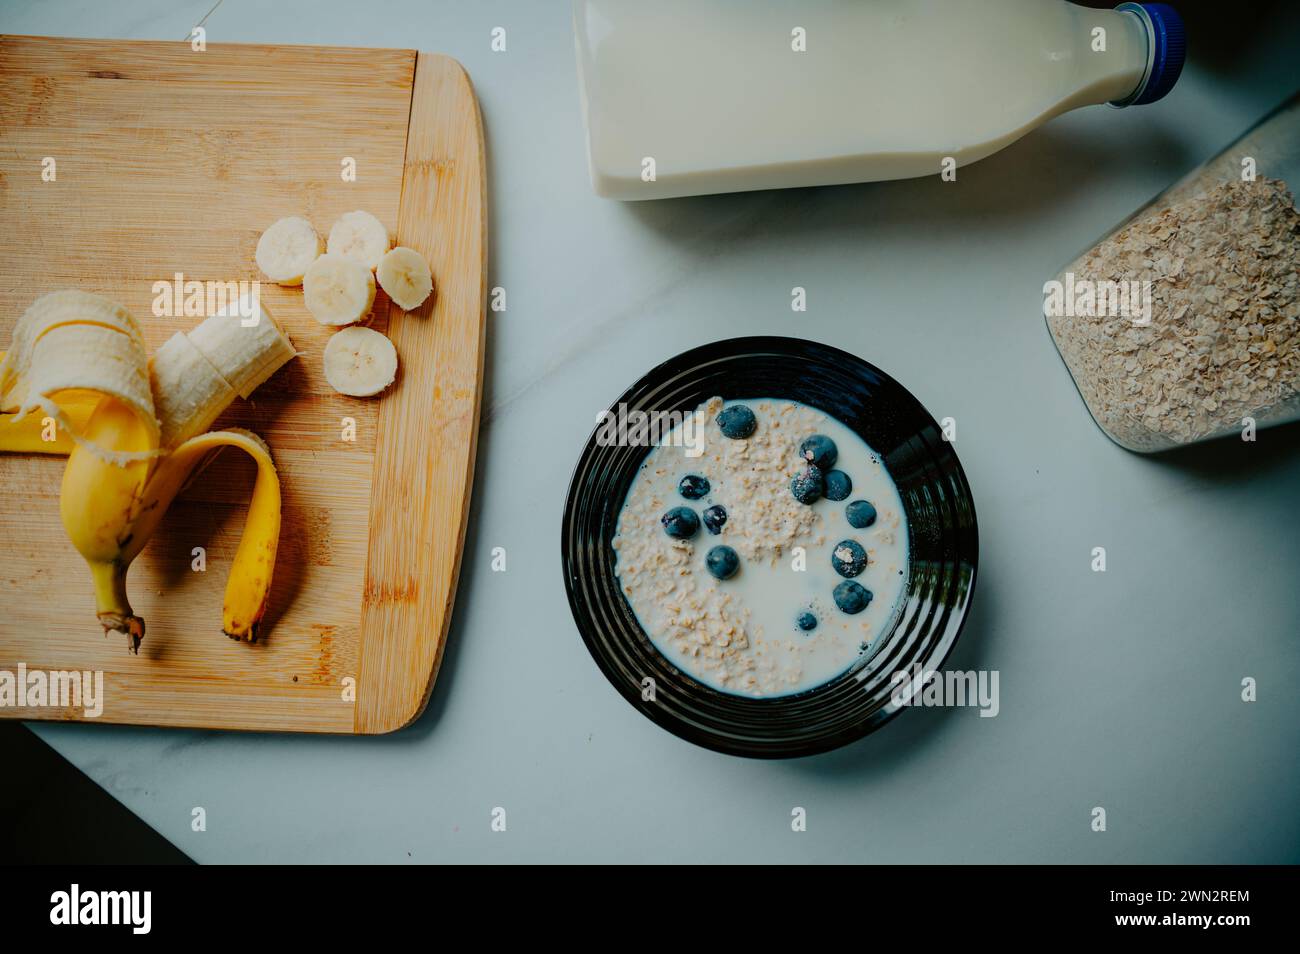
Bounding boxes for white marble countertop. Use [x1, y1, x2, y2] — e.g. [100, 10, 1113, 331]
[8, 0, 1300, 862]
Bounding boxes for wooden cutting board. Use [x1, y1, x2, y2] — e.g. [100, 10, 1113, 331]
[0, 36, 486, 733]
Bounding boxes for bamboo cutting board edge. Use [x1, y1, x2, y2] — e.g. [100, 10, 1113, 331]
[355, 52, 487, 734]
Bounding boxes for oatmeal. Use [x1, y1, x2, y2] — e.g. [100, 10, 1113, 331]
[1047, 177, 1300, 451]
[611, 396, 909, 698]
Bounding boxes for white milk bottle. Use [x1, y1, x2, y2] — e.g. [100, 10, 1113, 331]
[573, 0, 1187, 200]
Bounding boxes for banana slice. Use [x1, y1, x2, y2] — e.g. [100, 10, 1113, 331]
[303, 254, 376, 326]
[376, 246, 434, 312]
[326, 210, 390, 271]
[254, 216, 322, 286]
[322, 326, 398, 397]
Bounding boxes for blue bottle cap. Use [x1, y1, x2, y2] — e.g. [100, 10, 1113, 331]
[1113, 3, 1187, 107]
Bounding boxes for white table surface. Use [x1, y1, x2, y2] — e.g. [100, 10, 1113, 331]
[7, 0, 1299, 863]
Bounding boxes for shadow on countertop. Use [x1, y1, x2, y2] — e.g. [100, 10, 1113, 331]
[1141, 418, 1300, 479]
[1081, 0, 1291, 74]
[0, 722, 193, 864]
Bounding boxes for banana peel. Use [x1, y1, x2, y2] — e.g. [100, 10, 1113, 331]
[120, 428, 281, 644]
[0, 376, 96, 454]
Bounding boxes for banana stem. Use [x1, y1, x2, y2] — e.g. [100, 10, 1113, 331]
[89, 560, 145, 653]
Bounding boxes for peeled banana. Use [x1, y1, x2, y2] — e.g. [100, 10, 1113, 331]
[0, 290, 295, 651]
[150, 332, 237, 450]
[151, 297, 296, 447]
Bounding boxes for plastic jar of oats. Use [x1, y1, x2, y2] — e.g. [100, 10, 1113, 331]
[1045, 93, 1300, 452]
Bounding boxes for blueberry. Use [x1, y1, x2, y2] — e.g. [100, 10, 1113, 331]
[705, 545, 740, 580]
[716, 404, 757, 439]
[678, 474, 710, 500]
[796, 611, 818, 632]
[846, 499, 877, 529]
[790, 466, 825, 505]
[702, 504, 727, 535]
[799, 434, 838, 470]
[824, 469, 852, 501]
[833, 580, 873, 615]
[831, 539, 868, 578]
[661, 506, 699, 539]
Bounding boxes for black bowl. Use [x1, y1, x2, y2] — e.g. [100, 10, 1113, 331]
[561, 337, 978, 758]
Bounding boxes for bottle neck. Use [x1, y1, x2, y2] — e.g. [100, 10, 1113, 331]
[1058, 6, 1150, 111]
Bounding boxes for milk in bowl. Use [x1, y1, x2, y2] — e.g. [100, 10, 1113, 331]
[612, 396, 909, 697]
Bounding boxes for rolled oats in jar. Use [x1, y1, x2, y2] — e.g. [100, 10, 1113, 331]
[1045, 94, 1300, 452]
